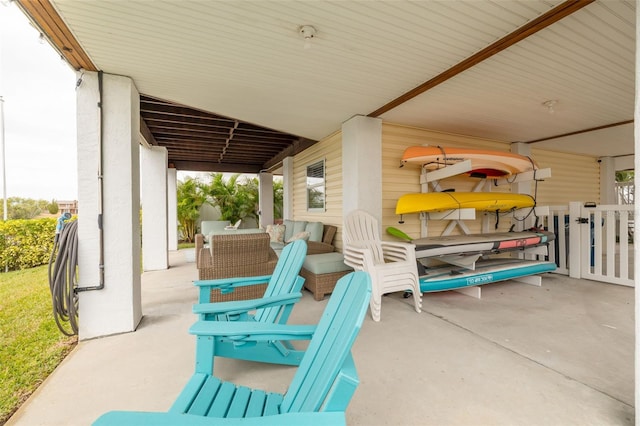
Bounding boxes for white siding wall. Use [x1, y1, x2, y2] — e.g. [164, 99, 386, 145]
[292, 131, 344, 250]
[531, 149, 600, 206]
[292, 121, 602, 245]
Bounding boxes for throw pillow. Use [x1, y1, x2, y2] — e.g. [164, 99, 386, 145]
[266, 224, 285, 243]
[286, 231, 310, 243]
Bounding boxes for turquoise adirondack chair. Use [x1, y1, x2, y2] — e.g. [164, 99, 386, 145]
[193, 239, 308, 366]
[94, 271, 372, 426]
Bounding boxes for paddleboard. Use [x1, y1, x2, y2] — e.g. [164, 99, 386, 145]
[411, 231, 554, 259]
[419, 258, 556, 293]
[396, 192, 535, 215]
[401, 145, 538, 176]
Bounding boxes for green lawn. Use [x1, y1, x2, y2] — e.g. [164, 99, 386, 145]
[0, 265, 77, 424]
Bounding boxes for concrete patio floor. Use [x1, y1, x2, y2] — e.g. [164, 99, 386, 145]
[8, 250, 634, 425]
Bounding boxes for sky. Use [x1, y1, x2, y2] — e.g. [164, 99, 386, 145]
[0, 3, 78, 201]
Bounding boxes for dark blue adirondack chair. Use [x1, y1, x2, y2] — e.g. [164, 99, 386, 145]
[193, 239, 308, 367]
[94, 271, 372, 426]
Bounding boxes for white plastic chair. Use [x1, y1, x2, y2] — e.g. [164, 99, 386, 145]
[343, 210, 422, 321]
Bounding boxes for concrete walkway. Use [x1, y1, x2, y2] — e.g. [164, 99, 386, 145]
[8, 250, 634, 425]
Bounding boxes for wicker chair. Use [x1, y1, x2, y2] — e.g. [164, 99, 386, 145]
[197, 233, 278, 301]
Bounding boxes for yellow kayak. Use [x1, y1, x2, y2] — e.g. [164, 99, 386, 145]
[396, 192, 535, 214]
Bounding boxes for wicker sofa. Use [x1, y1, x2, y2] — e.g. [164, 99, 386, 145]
[194, 221, 262, 268]
[197, 232, 278, 301]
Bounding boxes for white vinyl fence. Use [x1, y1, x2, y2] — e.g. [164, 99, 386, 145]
[545, 202, 634, 287]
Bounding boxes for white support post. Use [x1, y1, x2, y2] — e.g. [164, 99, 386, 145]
[342, 115, 383, 224]
[283, 157, 293, 220]
[141, 145, 168, 271]
[634, 3, 640, 413]
[599, 157, 616, 205]
[167, 167, 178, 251]
[258, 172, 274, 228]
[76, 72, 142, 340]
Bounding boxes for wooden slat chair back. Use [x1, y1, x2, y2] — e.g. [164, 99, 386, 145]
[280, 271, 370, 413]
[253, 239, 307, 324]
[93, 271, 372, 426]
[343, 210, 386, 263]
[192, 240, 309, 367]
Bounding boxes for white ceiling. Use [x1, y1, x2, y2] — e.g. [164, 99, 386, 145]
[50, 0, 635, 158]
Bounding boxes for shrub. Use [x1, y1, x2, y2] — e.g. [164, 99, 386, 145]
[0, 218, 57, 271]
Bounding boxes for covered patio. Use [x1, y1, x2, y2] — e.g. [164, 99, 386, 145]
[7, 250, 633, 425]
[8, 1, 637, 423]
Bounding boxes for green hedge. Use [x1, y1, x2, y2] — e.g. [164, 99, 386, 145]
[0, 218, 57, 271]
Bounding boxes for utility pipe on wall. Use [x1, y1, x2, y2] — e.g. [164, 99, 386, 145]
[76, 70, 105, 293]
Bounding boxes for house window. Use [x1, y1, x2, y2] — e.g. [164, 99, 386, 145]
[306, 159, 325, 212]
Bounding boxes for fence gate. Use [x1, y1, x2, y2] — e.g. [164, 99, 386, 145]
[576, 203, 634, 286]
[545, 202, 634, 286]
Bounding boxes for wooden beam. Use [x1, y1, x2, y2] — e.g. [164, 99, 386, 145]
[139, 118, 157, 146]
[262, 138, 318, 171]
[368, 0, 594, 117]
[171, 160, 262, 174]
[16, 0, 97, 71]
[524, 120, 634, 144]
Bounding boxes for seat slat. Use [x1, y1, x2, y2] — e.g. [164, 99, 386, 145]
[263, 393, 283, 416]
[227, 386, 251, 418]
[245, 389, 267, 417]
[207, 381, 236, 417]
[169, 373, 208, 414]
[186, 377, 223, 416]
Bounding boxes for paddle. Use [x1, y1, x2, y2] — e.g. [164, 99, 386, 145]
[386, 227, 412, 242]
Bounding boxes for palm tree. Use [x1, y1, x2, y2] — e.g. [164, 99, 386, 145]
[176, 177, 207, 242]
[273, 179, 284, 220]
[203, 173, 259, 224]
[616, 170, 634, 182]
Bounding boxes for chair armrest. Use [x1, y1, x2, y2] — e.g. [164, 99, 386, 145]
[189, 321, 317, 341]
[342, 244, 373, 271]
[322, 352, 359, 412]
[380, 241, 417, 262]
[94, 411, 346, 426]
[193, 293, 302, 316]
[194, 275, 272, 289]
[307, 241, 335, 255]
[194, 234, 204, 267]
[195, 233, 204, 248]
[194, 275, 273, 304]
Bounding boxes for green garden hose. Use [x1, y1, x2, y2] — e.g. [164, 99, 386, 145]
[48, 219, 79, 336]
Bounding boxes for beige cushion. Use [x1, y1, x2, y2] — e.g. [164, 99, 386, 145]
[286, 231, 310, 243]
[266, 224, 286, 243]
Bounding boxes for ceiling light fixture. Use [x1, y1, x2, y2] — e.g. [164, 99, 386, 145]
[542, 99, 558, 114]
[299, 25, 317, 50]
